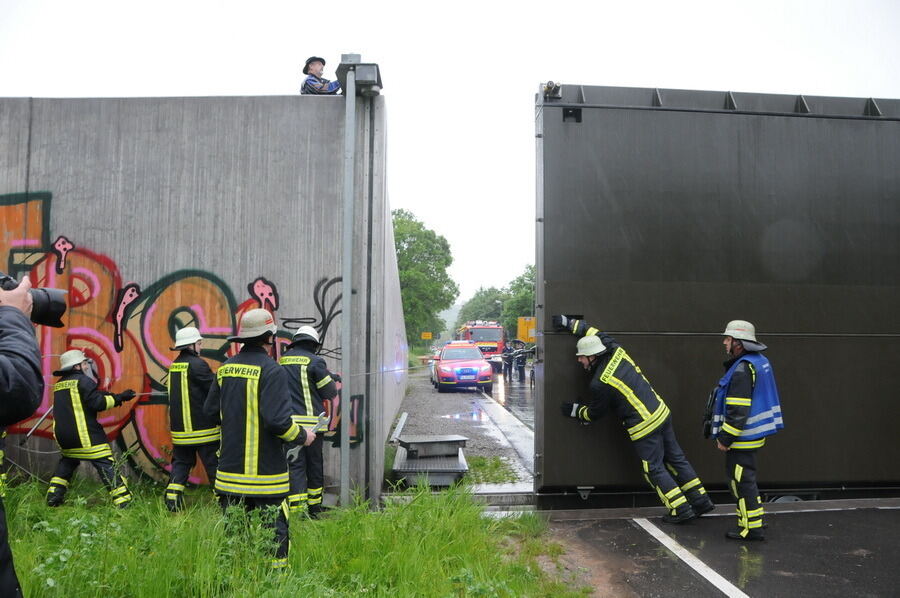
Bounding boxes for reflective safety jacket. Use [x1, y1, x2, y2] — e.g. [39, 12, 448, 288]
[712, 351, 783, 450]
[0, 305, 43, 427]
[565, 319, 671, 441]
[279, 344, 338, 428]
[204, 345, 302, 497]
[168, 349, 220, 445]
[52, 372, 122, 459]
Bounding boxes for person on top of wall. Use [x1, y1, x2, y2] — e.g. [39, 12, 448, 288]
[204, 308, 314, 569]
[279, 325, 338, 518]
[0, 276, 44, 596]
[164, 326, 219, 512]
[552, 315, 715, 523]
[46, 349, 137, 508]
[711, 320, 784, 541]
[301, 56, 342, 95]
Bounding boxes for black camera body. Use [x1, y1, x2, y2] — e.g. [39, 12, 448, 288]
[0, 272, 67, 328]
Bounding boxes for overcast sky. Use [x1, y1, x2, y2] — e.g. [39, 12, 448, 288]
[2, 0, 899, 301]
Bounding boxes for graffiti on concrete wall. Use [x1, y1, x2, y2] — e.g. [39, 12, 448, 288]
[2, 191, 358, 483]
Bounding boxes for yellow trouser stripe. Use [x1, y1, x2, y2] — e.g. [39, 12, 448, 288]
[734, 464, 744, 482]
[682, 478, 701, 491]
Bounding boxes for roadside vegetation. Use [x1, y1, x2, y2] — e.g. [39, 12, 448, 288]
[7, 478, 589, 597]
[465, 456, 519, 484]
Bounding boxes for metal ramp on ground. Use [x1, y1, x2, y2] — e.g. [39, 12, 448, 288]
[389, 413, 468, 486]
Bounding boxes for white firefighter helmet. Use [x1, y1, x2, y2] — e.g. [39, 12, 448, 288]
[575, 335, 607, 357]
[228, 308, 278, 342]
[292, 325, 320, 344]
[54, 349, 87, 375]
[722, 319, 767, 351]
[171, 326, 203, 350]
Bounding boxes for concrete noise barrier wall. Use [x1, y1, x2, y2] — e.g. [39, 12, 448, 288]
[0, 95, 407, 502]
[535, 85, 900, 505]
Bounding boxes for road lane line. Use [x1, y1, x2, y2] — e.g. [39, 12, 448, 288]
[633, 517, 750, 598]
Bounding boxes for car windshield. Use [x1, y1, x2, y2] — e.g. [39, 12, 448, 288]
[469, 328, 502, 342]
[442, 347, 483, 360]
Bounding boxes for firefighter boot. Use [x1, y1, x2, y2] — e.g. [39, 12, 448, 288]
[46, 477, 69, 507]
[164, 483, 185, 512]
[307, 503, 323, 519]
[691, 498, 716, 517]
[661, 506, 697, 524]
[726, 528, 765, 541]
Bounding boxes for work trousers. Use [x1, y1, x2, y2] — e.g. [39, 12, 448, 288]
[47, 455, 132, 507]
[165, 443, 218, 511]
[502, 361, 513, 382]
[0, 497, 22, 597]
[726, 449, 764, 536]
[218, 494, 290, 569]
[287, 434, 324, 514]
[516, 365, 526, 382]
[632, 418, 712, 515]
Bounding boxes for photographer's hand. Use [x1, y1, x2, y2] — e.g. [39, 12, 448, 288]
[0, 276, 33, 316]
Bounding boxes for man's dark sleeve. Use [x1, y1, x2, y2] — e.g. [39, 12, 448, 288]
[310, 360, 338, 402]
[574, 383, 612, 422]
[192, 356, 215, 396]
[259, 364, 302, 442]
[0, 306, 44, 426]
[565, 319, 619, 350]
[203, 377, 222, 425]
[80, 377, 117, 412]
[719, 361, 754, 447]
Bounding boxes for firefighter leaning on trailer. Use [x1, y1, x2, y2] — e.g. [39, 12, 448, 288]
[203, 309, 314, 569]
[164, 326, 219, 511]
[712, 320, 784, 541]
[553, 315, 715, 523]
[46, 350, 137, 508]
[279, 325, 339, 518]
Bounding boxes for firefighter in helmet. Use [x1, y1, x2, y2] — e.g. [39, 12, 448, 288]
[203, 309, 313, 569]
[553, 315, 715, 523]
[279, 325, 338, 518]
[164, 326, 219, 511]
[46, 349, 137, 508]
[712, 320, 784, 541]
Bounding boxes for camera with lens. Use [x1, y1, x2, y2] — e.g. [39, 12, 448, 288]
[0, 272, 67, 328]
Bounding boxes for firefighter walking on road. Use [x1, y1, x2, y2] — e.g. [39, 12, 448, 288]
[712, 320, 784, 541]
[203, 309, 314, 569]
[279, 325, 338, 518]
[46, 349, 137, 508]
[553, 315, 715, 523]
[164, 326, 220, 511]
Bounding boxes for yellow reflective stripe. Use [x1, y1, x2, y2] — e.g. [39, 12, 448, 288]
[585, 327, 599, 336]
[104, 394, 116, 410]
[171, 428, 221, 445]
[577, 405, 591, 421]
[316, 375, 332, 389]
[627, 402, 670, 440]
[245, 378, 259, 476]
[746, 507, 764, 517]
[61, 444, 113, 459]
[50, 476, 69, 487]
[214, 479, 290, 495]
[571, 319, 581, 333]
[278, 423, 301, 443]
[217, 364, 262, 382]
[111, 485, 129, 497]
[300, 365, 313, 419]
[664, 487, 682, 499]
[291, 414, 319, 426]
[682, 478, 701, 491]
[271, 558, 288, 569]
[641, 460, 650, 473]
[670, 496, 687, 509]
[734, 464, 744, 482]
[731, 438, 766, 449]
[724, 397, 752, 407]
[166, 483, 186, 491]
[307, 487, 323, 496]
[216, 470, 289, 483]
[722, 422, 743, 436]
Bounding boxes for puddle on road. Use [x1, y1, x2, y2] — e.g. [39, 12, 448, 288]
[441, 408, 489, 422]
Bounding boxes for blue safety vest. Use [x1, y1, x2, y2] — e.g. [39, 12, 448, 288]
[712, 352, 784, 445]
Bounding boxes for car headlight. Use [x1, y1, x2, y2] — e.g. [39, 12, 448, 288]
[480, 364, 492, 371]
[440, 366, 452, 373]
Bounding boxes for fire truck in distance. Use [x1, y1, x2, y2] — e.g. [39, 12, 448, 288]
[456, 320, 505, 372]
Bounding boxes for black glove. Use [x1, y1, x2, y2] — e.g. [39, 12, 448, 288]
[551, 315, 569, 330]
[116, 389, 136, 404]
[560, 402, 580, 418]
[331, 373, 342, 383]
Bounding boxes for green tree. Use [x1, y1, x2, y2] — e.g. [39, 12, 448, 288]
[500, 265, 535, 337]
[393, 209, 459, 345]
[454, 287, 508, 331]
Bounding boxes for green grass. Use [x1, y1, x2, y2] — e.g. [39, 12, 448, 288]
[465, 456, 519, 484]
[6, 478, 589, 597]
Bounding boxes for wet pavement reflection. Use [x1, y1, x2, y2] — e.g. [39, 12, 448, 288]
[488, 371, 534, 430]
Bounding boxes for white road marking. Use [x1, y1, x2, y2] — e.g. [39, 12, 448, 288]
[633, 517, 750, 598]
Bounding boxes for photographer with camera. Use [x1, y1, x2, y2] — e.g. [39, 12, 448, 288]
[0, 275, 44, 596]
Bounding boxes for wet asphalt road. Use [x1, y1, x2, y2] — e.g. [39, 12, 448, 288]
[488, 369, 535, 430]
